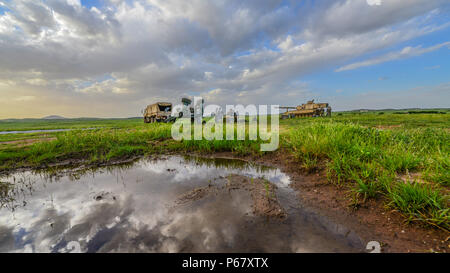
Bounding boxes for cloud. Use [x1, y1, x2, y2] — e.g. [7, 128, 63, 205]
[303, 0, 447, 40]
[0, 0, 449, 118]
[336, 41, 450, 72]
[366, 0, 382, 6]
[14, 95, 36, 101]
[425, 65, 441, 70]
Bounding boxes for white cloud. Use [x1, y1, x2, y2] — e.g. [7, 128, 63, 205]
[25, 78, 47, 86]
[366, 0, 382, 6]
[0, 0, 449, 117]
[336, 41, 450, 72]
[14, 95, 36, 101]
[425, 65, 441, 70]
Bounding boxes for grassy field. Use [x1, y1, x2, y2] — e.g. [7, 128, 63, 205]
[0, 111, 449, 230]
[0, 118, 142, 132]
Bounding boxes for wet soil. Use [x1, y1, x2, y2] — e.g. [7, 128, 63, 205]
[175, 174, 286, 219]
[204, 150, 449, 253]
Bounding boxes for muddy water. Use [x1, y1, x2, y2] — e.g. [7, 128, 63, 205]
[0, 156, 364, 253]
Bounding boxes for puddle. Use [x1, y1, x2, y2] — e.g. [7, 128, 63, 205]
[0, 156, 364, 253]
[0, 128, 97, 135]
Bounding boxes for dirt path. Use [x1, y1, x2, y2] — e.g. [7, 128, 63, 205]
[0, 137, 56, 147]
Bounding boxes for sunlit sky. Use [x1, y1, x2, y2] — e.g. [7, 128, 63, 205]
[0, 0, 449, 118]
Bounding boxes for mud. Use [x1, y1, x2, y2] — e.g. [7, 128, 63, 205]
[205, 150, 450, 253]
[175, 174, 286, 219]
[175, 186, 212, 205]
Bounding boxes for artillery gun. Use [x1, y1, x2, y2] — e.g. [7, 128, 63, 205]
[280, 100, 331, 119]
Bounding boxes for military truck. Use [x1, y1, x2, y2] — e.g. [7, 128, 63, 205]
[280, 100, 331, 119]
[143, 102, 172, 123]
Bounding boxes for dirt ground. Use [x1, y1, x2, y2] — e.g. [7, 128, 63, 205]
[204, 150, 449, 253]
[174, 174, 286, 219]
[0, 137, 56, 147]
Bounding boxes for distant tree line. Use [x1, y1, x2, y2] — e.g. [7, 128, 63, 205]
[394, 110, 447, 114]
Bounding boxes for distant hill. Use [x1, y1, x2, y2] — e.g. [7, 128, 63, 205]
[42, 115, 67, 120]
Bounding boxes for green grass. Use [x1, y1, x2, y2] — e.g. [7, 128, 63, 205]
[0, 118, 143, 132]
[284, 120, 449, 229]
[283, 112, 450, 129]
[0, 124, 173, 167]
[0, 112, 449, 230]
[388, 182, 449, 230]
[0, 122, 270, 170]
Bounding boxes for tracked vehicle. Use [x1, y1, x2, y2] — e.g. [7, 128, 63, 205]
[280, 100, 331, 119]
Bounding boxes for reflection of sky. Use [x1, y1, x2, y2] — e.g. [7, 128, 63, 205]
[0, 156, 356, 253]
[138, 158, 291, 186]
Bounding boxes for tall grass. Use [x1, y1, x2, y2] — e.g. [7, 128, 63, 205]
[285, 122, 449, 229]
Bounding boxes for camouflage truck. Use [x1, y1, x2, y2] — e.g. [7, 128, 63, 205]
[280, 100, 332, 119]
[143, 102, 172, 123]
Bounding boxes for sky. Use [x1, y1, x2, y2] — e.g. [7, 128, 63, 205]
[0, 0, 449, 118]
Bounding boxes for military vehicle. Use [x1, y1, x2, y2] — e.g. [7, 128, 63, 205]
[143, 102, 172, 123]
[144, 98, 205, 124]
[177, 97, 204, 122]
[280, 100, 331, 119]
